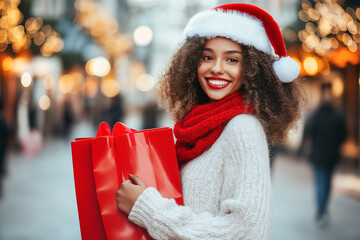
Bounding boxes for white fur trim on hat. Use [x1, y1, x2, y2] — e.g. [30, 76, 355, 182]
[272, 56, 300, 83]
[183, 10, 275, 57]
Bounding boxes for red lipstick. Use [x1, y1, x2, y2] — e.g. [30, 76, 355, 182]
[205, 77, 231, 89]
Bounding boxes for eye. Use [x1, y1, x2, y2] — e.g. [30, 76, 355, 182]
[202, 55, 213, 61]
[227, 58, 239, 63]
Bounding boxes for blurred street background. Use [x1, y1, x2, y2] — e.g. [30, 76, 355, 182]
[0, 0, 359, 239]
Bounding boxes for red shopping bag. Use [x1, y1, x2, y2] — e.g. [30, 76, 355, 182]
[71, 122, 183, 240]
[71, 123, 111, 240]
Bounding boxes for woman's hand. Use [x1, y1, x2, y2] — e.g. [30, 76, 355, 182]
[117, 174, 147, 215]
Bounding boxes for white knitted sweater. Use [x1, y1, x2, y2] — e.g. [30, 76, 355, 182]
[129, 114, 272, 240]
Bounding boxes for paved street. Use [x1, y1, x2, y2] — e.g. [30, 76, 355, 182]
[0, 130, 359, 240]
[271, 155, 360, 240]
[0, 139, 81, 240]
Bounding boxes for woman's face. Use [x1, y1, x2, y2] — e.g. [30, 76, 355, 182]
[197, 37, 243, 102]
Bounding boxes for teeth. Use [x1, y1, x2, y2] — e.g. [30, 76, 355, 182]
[208, 79, 229, 85]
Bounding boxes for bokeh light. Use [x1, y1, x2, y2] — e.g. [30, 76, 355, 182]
[85, 58, 95, 75]
[74, 0, 133, 57]
[332, 77, 344, 98]
[39, 95, 51, 110]
[133, 26, 153, 46]
[2, 56, 14, 71]
[59, 74, 75, 93]
[100, 78, 120, 98]
[135, 74, 155, 92]
[34, 32, 46, 46]
[0, 2, 62, 55]
[92, 57, 110, 77]
[297, 2, 360, 56]
[303, 57, 318, 76]
[25, 17, 43, 36]
[12, 57, 28, 73]
[5, 7, 23, 26]
[21, 72, 32, 87]
[86, 57, 111, 77]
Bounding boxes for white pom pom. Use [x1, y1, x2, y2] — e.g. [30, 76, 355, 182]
[272, 56, 300, 83]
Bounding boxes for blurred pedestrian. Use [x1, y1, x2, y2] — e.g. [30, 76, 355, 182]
[305, 82, 346, 227]
[116, 4, 302, 239]
[0, 101, 10, 198]
[142, 101, 158, 129]
[63, 94, 75, 137]
[100, 94, 124, 129]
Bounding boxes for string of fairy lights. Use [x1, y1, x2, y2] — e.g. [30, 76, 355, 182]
[297, 0, 360, 55]
[0, 0, 63, 56]
[74, 0, 156, 98]
[74, 0, 133, 58]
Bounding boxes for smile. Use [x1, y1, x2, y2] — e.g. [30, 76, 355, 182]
[205, 77, 231, 89]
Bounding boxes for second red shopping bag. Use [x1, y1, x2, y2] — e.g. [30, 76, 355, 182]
[71, 123, 112, 240]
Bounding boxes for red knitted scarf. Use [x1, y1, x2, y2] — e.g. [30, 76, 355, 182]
[174, 91, 256, 164]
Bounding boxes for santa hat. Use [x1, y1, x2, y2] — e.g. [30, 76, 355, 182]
[183, 3, 300, 83]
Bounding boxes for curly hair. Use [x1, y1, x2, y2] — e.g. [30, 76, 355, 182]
[157, 37, 302, 143]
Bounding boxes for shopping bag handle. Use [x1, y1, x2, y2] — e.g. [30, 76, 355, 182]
[113, 122, 136, 146]
[96, 122, 112, 137]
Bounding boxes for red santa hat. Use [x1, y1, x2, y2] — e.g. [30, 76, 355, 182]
[183, 3, 300, 83]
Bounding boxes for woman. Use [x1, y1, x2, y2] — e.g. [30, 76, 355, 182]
[117, 3, 301, 239]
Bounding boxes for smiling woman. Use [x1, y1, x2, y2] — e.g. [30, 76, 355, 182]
[116, 3, 303, 240]
[158, 35, 301, 142]
[197, 37, 243, 101]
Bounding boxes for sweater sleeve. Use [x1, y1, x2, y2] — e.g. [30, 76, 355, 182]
[128, 115, 272, 240]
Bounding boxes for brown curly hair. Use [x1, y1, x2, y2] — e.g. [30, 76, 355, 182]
[158, 37, 302, 143]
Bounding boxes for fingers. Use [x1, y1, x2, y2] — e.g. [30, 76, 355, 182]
[119, 180, 131, 188]
[117, 177, 147, 215]
[129, 174, 146, 187]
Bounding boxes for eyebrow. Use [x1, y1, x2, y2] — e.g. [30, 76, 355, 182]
[203, 48, 242, 54]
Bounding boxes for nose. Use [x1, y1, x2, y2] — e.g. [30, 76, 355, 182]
[211, 59, 224, 75]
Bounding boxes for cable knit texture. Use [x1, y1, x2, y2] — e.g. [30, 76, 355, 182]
[129, 114, 272, 240]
